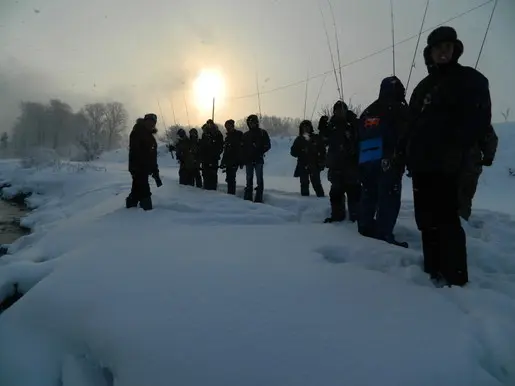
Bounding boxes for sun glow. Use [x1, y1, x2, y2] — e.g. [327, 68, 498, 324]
[193, 69, 226, 113]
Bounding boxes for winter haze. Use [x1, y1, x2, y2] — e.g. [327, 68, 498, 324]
[1, 0, 514, 129]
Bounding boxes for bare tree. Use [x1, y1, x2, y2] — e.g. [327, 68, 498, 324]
[0, 132, 8, 151]
[501, 108, 511, 122]
[104, 102, 128, 150]
[77, 103, 107, 161]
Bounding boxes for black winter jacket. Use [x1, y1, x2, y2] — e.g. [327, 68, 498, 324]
[128, 122, 158, 175]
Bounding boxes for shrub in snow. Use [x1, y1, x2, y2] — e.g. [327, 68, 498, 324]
[20, 148, 61, 170]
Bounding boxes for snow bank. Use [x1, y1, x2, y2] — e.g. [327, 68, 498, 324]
[0, 124, 514, 385]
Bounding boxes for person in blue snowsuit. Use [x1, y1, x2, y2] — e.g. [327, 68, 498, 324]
[357, 76, 409, 247]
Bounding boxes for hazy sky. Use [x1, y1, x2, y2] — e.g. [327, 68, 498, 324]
[1, 0, 514, 130]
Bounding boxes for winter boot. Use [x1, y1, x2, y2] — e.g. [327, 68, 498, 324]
[126, 195, 138, 208]
[439, 227, 468, 287]
[254, 188, 264, 204]
[139, 197, 153, 211]
[421, 229, 440, 279]
[243, 187, 253, 201]
[324, 202, 346, 223]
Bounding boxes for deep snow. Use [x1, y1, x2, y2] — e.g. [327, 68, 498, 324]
[0, 124, 514, 386]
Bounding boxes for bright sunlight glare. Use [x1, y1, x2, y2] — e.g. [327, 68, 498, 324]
[193, 69, 226, 114]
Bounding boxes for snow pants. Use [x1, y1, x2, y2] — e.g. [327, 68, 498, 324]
[412, 172, 468, 286]
[202, 164, 219, 191]
[244, 163, 264, 202]
[328, 170, 360, 221]
[126, 172, 152, 210]
[225, 166, 238, 195]
[299, 168, 325, 197]
[358, 163, 402, 241]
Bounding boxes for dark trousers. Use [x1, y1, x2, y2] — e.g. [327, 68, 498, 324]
[359, 163, 402, 241]
[127, 172, 152, 210]
[299, 169, 325, 197]
[202, 164, 219, 191]
[244, 163, 264, 202]
[329, 177, 361, 221]
[179, 167, 194, 186]
[412, 172, 468, 286]
[225, 166, 238, 195]
[193, 169, 203, 188]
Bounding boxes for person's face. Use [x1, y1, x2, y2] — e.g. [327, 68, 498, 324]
[431, 41, 454, 64]
[145, 119, 156, 131]
[248, 120, 258, 129]
[225, 122, 235, 132]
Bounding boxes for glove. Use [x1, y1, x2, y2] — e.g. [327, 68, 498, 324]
[481, 158, 493, 167]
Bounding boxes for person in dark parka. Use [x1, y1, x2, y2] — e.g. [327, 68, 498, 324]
[189, 128, 203, 188]
[241, 114, 271, 203]
[126, 113, 160, 210]
[358, 76, 409, 247]
[174, 128, 195, 185]
[200, 122, 224, 190]
[407, 26, 492, 286]
[290, 120, 326, 197]
[324, 101, 361, 223]
[220, 119, 243, 195]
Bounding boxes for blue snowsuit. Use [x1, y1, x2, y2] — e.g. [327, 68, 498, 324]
[357, 76, 409, 247]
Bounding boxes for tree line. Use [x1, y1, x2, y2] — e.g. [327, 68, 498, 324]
[1, 99, 129, 161]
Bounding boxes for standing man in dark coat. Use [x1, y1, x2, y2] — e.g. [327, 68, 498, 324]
[189, 128, 203, 188]
[126, 113, 161, 211]
[200, 121, 224, 190]
[241, 114, 271, 203]
[324, 101, 361, 223]
[174, 128, 195, 186]
[290, 120, 326, 197]
[407, 26, 492, 286]
[220, 119, 243, 195]
[357, 76, 409, 247]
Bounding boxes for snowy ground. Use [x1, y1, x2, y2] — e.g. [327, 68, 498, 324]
[0, 124, 514, 386]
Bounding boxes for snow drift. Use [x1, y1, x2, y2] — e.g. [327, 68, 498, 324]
[0, 123, 514, 386]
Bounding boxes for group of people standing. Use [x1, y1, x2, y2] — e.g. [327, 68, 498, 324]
[126, 26, 498, 288]
[168, 115, 271, 202]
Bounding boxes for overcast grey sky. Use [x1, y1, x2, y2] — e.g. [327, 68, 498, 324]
[1, 0, 514, 129]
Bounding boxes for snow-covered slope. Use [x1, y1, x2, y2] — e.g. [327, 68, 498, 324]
[0, 123, 514, 386]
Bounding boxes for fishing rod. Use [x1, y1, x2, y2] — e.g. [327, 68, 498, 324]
[303, 68, 310, 119]
[475, 0, 499, 69]
[406, 0, 430, 92]
[390, 0, 396, 76]
[310, 74, 328, 121]
[182, 92, 190, 127]
[317, 0, 342, 100]
[168, 98, 177, 125]
[156, 99, 167, 132]
[255, 70, 263, 118]
[327, 0, 345, 100]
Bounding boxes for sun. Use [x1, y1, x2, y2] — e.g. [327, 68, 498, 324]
[193, 69, 226, 114]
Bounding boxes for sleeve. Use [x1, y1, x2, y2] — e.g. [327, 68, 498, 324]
[290, 137, 302, 158]
[458, 73, 492, 149]
[479, 124, 498, 162]
[262, 130, 271, 153]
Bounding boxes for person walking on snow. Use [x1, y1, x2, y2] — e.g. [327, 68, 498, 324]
[220, 119, 243, 195]
[407, 26, 492, 286]
[290, 120, 326, 197]
[126, 113, 161, 211]
[241, 114, 271, 203]
[357, 76, 409, 248]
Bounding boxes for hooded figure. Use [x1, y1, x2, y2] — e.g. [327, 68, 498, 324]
[220, 119, 243, 195]
[174, 128, 196, 186]
[357, 76, 409, 247]
[199, 121, 224, 190]
[290, 120, 326, 197]
[407, 26, 492, 286]
[241, 114, 271, 203]
[189, 128, 203, 188]
[126, 113, 160, 210]
[324, 101, 360, 223]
